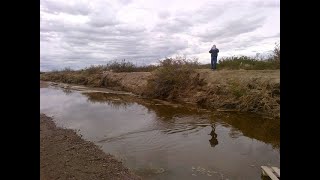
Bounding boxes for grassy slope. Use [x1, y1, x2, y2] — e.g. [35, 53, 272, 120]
[40, 69, 280, 118]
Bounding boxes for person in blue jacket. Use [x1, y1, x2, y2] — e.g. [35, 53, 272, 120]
[209, 45, 219, 70]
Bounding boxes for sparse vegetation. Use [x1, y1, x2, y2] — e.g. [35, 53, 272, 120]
[40, 44, 280, 118]
[215, 56, 278, 70]
[219, 42, 280, 70]
[41, 43, 280, 74]
[145, 57, 204, 99]
[193, 42, 280, 70]
[105, 60, 158, 72]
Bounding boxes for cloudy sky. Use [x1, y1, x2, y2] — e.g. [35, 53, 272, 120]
[40, 0, 280, 71]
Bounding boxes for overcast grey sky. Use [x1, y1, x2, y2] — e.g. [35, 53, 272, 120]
[40, 0, 280, 71]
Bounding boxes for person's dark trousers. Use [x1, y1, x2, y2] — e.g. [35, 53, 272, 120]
[211, 56, 217, 70]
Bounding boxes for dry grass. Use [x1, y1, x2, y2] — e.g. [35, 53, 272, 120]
[40, 70, 104, 87]
[144, 57, 204, 99]
[191, 69, 280, 118]
[41, 68, 280, 118]
[40, 44, 280, 118]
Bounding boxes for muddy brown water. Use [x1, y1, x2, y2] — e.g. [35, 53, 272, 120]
[40, 82, 280, 180]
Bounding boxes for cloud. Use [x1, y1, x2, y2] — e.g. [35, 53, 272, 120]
[87, 1, 119, 27]
[40, 0, 280, 71]
[195, 13, 268, 42]
[158, 11, 170, 19]
[41, 0, 91, 15]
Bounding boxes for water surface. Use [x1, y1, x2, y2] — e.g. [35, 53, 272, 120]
[40, 84, 280, 180]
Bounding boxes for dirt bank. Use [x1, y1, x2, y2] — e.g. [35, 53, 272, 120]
[40, 69, 280, 118]
[40, 113, 140, 180]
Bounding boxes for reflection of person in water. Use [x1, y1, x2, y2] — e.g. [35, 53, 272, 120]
[209, 124, 218, 147]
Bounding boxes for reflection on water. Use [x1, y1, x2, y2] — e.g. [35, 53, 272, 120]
[83, 92, 280, 150]
[211, 112, 280, 150]
[40, 85, 280, 180]
[84, 92, 135, 110]
[209, 124, 218, 148]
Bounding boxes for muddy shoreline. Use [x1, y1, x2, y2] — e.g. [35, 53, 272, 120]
[40, 113, 140, 180]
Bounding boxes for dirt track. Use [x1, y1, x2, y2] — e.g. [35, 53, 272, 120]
[40, 114, 140, 180]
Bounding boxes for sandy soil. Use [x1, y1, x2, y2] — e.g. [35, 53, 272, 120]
[40, 113, 141, 180]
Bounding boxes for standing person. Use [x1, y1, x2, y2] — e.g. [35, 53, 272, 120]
[209, 45, 219, 70]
